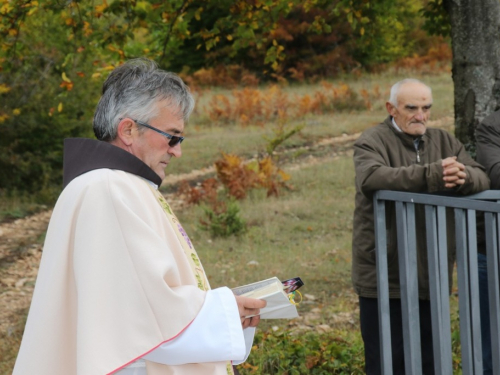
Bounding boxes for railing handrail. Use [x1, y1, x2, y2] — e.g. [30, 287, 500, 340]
[376, 190, 500, 211]
[373, 189, 500, 375]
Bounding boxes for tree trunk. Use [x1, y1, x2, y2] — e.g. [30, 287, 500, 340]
[444, 0, 500, 155]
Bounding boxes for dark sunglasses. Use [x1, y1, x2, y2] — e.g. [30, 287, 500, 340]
[119, 118, 185, 147]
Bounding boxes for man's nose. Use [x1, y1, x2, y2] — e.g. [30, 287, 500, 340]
[415, 110, 425, 121]
[168, 143, 182, 158]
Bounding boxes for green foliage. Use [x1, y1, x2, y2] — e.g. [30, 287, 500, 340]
[421, 0, 451, 37]
[238, 329, 365, 374]
[332, 0, 431, 68]
[200, 199, 246, 238]
[265, 122, 305, 155]
[0, 0, 449, 198]
[0, 190, 47, 223]
[0, 3, 99, 196]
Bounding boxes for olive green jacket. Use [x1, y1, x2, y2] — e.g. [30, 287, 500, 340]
[352, 117, 490, 299]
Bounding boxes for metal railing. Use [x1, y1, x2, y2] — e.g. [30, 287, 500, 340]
[374, 190, 500, 375]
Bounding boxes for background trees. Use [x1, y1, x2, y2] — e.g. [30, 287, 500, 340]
[0, 0, 462, 199]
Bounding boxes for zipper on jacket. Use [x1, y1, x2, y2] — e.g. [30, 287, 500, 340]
[413, 138, 421, 163]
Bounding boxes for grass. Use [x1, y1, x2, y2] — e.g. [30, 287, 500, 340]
[167, 70, 454, 176]
[0, 191, 48, 223]
[1, 70, 461, 374]
[0, 308, 28, 375]
[178, 153, 363, 374]
[182, 153, 356, 295]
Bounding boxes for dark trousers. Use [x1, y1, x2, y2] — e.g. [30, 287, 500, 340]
[359, 296, 435, 375]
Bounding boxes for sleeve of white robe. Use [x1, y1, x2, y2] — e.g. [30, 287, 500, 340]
[142, 287, 256, 365]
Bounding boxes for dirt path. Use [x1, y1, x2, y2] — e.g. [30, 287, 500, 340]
[0, 116, 454, 336]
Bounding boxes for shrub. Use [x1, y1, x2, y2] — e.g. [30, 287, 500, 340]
[199, 199, 246, 238]
[203, 83, 384, 126]
[177, 178, 220, 206]
[215, 153, 261, 200]
[238, 329, 365, 375]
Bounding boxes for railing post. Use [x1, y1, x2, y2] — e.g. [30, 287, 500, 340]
[466, 209, 483, 372]
[374, 192, 393, 375]
[455, 208, 482, 374]
[484, 212, 500, 374]
[425, 205, 453, 374]
[395, 201, 422, 375]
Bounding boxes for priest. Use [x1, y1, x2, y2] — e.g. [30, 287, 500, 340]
[13, 58, 265, 375]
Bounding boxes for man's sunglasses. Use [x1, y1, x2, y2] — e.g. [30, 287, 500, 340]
[119, 118, 185, 147]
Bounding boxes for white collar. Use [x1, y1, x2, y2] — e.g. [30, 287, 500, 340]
[143, 177, 159, 190]
[391, 117, 403, 132]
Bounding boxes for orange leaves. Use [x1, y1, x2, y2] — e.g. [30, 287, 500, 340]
[60, 72, 73, 91]
[107, 44, 124, 58]
[178, 152, 291, 209]
[204, 82, 384, 126]
[58, 68, 88, 91]
[178, 178, 220, 206]
[239, 362, 259, 371]
[215, 152, 290, 199]
[0, 83, 11, 94]
[0, 112, 9, 123]
[215, 153, 260, 199]
[82, 21, 93, 36]
[207, 94, 231, 123]
[205, 85, 290, 126]
[0, 84, 12, 122]
[94, 0, 108, 17]
[393, 42, 452, 73]
[48, 104, 64, 116]
[65, 17, 76, 27]
[182, 65, 260, 89]
[0, 2, 13, 14]
[256, 156, 291, 197]
[59, 81, 73, 91]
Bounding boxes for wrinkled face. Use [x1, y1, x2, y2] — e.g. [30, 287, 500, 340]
[386, 82, 433, 136]
[130, 101, 184, 180]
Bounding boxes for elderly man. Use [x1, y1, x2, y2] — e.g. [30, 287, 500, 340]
[13, 59, 265, 375]
[352, 78, 489, 374]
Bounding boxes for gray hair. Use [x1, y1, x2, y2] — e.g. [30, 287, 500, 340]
[388, 78, 432, 107]
[93, 58, 195, 141]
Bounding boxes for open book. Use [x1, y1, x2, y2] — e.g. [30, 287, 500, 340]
[232, 277, 300, 319]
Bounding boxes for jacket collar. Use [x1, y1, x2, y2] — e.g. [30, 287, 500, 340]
[63, 138, 162, 188]
[384, 116, 426, 146]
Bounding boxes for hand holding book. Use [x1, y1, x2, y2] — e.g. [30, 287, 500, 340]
[232, 277, 304, 319]
[234, 294, 267, 328]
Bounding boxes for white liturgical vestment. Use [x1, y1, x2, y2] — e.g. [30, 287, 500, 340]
[13, 138, 254, 375]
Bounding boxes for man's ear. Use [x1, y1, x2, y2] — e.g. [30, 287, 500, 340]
[115, 118, 135, 146]
[386, 102, 397, 117]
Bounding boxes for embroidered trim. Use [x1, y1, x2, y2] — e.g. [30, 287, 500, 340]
[148, 184, 209, 291]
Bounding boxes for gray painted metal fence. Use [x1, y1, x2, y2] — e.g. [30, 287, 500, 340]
[374, 190, 500, 375]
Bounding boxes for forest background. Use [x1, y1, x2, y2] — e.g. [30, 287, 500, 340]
[0, 0, 461, 374]
[0, 0, 451, 202]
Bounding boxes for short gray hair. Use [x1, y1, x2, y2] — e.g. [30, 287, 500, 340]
[388, 78, 432, 107]
[93, 58, 195, 141]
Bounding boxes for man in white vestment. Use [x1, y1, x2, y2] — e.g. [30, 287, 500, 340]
[13, 58, 265, 375]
